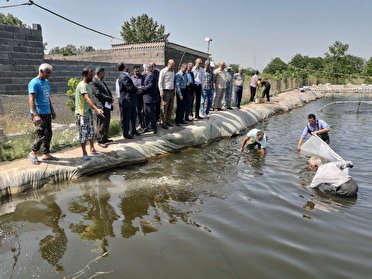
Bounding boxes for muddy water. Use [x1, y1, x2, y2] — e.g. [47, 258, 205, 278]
[0, 98, 371, 279]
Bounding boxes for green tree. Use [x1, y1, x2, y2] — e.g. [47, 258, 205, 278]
[362, 58, 372, 82]
[263, 57, 287, 75]
[229, 64, 239, 73]
[49, 44, 95, 56]
[120, 14, 170, 43]
[323, 41, 350, 83]
[0, 13, 26, 27]
[66, 77, 80, 112]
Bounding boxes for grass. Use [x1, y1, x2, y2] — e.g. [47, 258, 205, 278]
[0, 115, 123, 162]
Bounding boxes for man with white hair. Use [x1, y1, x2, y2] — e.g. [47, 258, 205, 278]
[240, 128, 267, 155]
[28, 63, 57, 165]
[308, 156, 358, 197]
[213, 61, 227, 111]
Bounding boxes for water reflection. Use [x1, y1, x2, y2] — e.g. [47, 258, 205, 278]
[0, 195, 67, 272]
[68, 181, 119, 254]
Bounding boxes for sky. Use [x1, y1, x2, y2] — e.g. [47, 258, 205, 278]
[1, 0, 371, 70]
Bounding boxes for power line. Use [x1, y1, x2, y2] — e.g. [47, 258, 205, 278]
[1, 0, 123, 41]
[0, 2, 29, 9]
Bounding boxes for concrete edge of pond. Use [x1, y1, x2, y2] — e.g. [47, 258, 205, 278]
[0, 85, 371, 198]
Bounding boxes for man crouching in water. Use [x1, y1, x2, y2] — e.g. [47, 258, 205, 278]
[240, 128, 267, 156]
[308, 156, 358, 197]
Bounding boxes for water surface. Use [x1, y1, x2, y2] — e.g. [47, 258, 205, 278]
[0, 97, 371, 279]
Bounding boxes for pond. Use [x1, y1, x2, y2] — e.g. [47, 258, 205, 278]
[0, 97, 371, 279]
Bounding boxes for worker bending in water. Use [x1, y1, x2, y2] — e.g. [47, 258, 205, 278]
[308, 156, 358, 197]
[240, 128, 267, 155]
[297, 114, 330, 151]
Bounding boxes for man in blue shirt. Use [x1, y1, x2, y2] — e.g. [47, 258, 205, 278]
[175, 64, 188, 126]
[28, 63, 57, 165]
[297, 114, 330, 151]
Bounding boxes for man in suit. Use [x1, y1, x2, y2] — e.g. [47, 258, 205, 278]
[92, 67, 114, 148]
[142, 64, 159, 134]
[117, 63, 137, 139]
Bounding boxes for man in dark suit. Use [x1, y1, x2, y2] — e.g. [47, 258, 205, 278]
[141, 64, 159, 134]
[92, 67, 113, 147]
[117, 63, 138, 139]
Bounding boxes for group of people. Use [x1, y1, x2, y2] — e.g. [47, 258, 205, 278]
[240, 113, 358, 197]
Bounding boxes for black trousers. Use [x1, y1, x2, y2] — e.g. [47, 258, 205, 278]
[262, 85, 271, 101]
[176, 90, 186, 124]
[250, 86, 256, 102]
[31, 114, 52, 154]
[137, 94, 144, 128]
[143, 102, 157, 131]
[120, 103, 137, 137]
[96, 107, 111, 143]
[194, 84, 202, 117]
[235, 86, 243, 108]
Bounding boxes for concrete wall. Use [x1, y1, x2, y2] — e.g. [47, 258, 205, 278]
[0, 24, 44, 95]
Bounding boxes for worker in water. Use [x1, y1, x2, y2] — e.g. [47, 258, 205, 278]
[308, 156, 358, 197]
[240, 128, 267, 155]
[297, 113, 330, 151]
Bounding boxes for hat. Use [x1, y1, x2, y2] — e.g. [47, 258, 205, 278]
[95, 67, 105, 74]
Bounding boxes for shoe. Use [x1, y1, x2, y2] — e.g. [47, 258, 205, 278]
[106, 139, 113, 143]
[142, 128, 149, 133]
[237, 106, 241, 109]
[98, 143, 108, 148]
[28, 153, 40, 165]
[227, 107, 233, 110]
[40, 155, 59, 161]
[166, 123, 173, 127]
[176, 123, 181, 126]
[196, 116, 203, 119]
[181, 121, 187, 124]
[82, 155, 90, 161]
[184, 118, 191, 121]
[162, 124, 169, 129]
[124, 134, 134, 139]
[131, 131, 141, 136]
[153, 130, 158, 134]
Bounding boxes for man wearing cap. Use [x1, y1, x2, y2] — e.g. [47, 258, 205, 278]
[92, 67, 114, 147]
[240, 128, 267, 155]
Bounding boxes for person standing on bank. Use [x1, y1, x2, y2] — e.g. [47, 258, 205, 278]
[131, 65, 145, 132]
[158, 59, 176, 129]
[202, 60, 214, 115]
[213, 61, 227, 111]
[142, 64, 159, 134]
[75, 68, 104, 161]
[257, 78, 271, 102]
[250, 70, 259, 102]
[92, 67, 113, 148]
[151, 63, 161, 123]
[233, 67, 245, 109]
[28, 63, 57, 165]
[240, 128, 267, 156]
[185, 62, 195, 121]
[225, 67, 234, 109]
[117, 63, 137, 139]
[175, 63, 188, 126]
[192, 58, 205, 118]
[297, 114, 330, 151]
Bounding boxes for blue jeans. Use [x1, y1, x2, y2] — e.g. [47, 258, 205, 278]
[202, 89, 213, 115]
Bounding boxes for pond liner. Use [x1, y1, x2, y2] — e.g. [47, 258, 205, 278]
[0, 86, 370, 199]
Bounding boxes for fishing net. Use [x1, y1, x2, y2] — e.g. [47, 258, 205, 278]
[320, 100, 372, 115]
[301, 134, 343, 162]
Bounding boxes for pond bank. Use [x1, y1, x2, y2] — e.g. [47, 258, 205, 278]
[0, 85, 370, 198]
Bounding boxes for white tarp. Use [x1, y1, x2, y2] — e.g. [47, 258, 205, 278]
[301, 134, 343, 162]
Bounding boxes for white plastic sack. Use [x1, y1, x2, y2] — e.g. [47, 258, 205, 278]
[301, 134, 343, 162]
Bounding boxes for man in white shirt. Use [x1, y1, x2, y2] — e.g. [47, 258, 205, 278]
[213, 61, 227, 111]
[308, 156, 358, 197]
[240, 128, 267, 155]
[250, 70, 259, 102]
[158, 59, 175, 129]
[192, 58, 205, 118]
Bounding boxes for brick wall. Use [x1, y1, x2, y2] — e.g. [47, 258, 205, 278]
[0, 24, 44, 95]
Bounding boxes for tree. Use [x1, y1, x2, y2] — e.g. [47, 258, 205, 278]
[49, 44, 95, 56]
[0, 13, 26, 27]
[362, 58, 372, 82]
[323, 41, 350, 83]
[263, 57, 287, 75]
[120, 14, 170, 43]
[229, 64, 240, 73]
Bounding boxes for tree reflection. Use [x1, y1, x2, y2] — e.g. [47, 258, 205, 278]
[119, 183, 210, 238]
[0, 195, 67, 272]
[68, 183, 119, 254]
